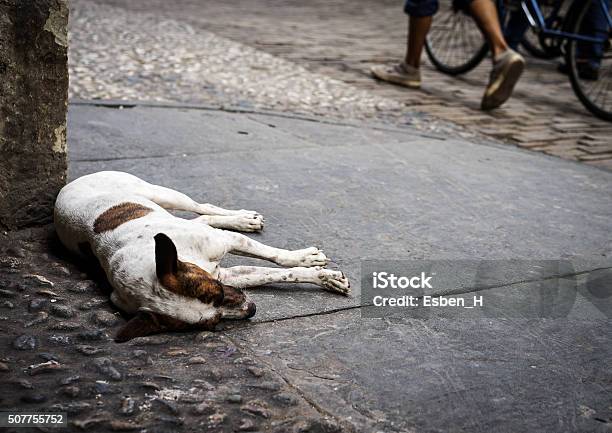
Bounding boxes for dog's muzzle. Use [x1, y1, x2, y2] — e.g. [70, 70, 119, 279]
[220, 298, 256, 320]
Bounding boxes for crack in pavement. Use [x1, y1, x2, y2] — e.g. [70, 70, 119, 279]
[69, 99, 447, 140]
[285, 364, 348, 382]
[224, 333, 360, 432]
[70, 140, 360, 163]
[434, 264, 612, 299]
[226, 329, 403, 432]
[232, 264, 612, 326]
[220, 264, 611, 432]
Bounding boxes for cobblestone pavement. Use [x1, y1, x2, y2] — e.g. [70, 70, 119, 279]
[68, 0, 405, 122]
[0, 227, 347, 432]
[69, 0, 612, 170]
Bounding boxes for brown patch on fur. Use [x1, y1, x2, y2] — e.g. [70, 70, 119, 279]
[94, 202, 153, 234]
[154, 232, 246, 310]
[160, 261, 225, 306]
[219, 284, 247, 308]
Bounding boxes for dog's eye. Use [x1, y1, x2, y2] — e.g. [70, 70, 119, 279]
[199, 285, 224, 307]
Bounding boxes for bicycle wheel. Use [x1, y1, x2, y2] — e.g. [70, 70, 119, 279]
[567, 0, 612, 121]
[425, 0, 488, 75]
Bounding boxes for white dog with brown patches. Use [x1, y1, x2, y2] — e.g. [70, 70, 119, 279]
[54, 171, 350, 341]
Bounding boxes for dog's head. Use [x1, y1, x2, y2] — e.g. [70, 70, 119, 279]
[115, 233, 255, 342]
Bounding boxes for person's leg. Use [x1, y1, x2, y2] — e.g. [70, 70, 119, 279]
[370, 0, 437, 88]
[453, 0, 525, 109]
[405, 15, 433, 68]
[580, 0, 610, 69]
[466, 0, 508, 59]
[561, 0, 609, 80]
[504, 9, 530, 51]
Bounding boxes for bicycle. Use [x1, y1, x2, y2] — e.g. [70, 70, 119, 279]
[424, 0, 612, 121]
[514, 0, 566, 59]
[510, 0, 567, 59]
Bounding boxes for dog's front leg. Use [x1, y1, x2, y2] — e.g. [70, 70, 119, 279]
[218, 266, 350, 296]
[223, 232, 329, 267]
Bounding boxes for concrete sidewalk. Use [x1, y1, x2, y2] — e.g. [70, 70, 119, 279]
[1, 102, 611, 432]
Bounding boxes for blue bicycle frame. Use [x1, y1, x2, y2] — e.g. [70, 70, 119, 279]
[522, 0, 611, 44]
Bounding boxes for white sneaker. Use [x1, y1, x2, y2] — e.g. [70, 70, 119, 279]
[371, 62, 421, 89]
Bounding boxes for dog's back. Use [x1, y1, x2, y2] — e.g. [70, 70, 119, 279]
[54, 171, 167, 255]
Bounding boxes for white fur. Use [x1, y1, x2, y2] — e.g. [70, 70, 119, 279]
[54, 171, 350, 324]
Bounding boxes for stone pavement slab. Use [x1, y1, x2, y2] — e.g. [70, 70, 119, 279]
[227, 310, 611, 433]
[63, 103, 612, 431]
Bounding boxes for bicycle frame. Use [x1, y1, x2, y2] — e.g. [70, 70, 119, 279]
[521, 0, 611, 43]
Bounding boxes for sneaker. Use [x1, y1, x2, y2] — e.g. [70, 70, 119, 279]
[371, 62, 421, 89]
[481, 49, 525, 110]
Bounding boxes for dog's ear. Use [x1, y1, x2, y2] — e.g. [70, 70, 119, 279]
[115, 311, 163, 342]
[154, 233, 178, 280]
[115, 310, 222, 342]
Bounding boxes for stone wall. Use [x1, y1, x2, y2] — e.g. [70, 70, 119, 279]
[0, 0, 68, 230]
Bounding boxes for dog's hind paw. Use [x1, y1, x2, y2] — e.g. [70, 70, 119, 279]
[237, 209, 263, 220]
[318, 269, 351, 296]
[234, 213, 264, 232]
[280, 247, 329, 267]
[199, 213, 264, 232]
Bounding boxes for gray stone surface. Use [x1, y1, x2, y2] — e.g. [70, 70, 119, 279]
[68, 104, 612, 320]
[63, 103, 612, 432]
[228, 310, 612, 433]
[0, 0, 69, 229]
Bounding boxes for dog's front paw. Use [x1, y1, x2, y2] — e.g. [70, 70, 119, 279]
[280, 247, 328, 267]
[317, 269, 350, 296]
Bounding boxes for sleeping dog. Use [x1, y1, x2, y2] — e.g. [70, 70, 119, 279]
[54, 171, 350, 341]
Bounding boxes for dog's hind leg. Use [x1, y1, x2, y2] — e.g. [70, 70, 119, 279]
[137, 183, 262, 218]
[222, 232, 329, 267]
[218, 266, 350, 295]
[194, 214, 263, 232]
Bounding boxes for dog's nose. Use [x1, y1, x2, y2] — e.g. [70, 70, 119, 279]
[244, 301, 256, 319]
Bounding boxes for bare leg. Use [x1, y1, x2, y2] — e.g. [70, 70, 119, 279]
[222, 232, 328, 267]
[194, 214, 263, 232]
[218, 266, 350, 295]
[468, 0, 509, 59]
[405, 15, 433, 68]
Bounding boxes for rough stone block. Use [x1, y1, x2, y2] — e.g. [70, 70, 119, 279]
[0, 0, 68, 229]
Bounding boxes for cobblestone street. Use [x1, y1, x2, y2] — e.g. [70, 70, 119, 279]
[68, 0, 404, 122]
[0, 227, 340, 433]
[69, 0, 612, 170]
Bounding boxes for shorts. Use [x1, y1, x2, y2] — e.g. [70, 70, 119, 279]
[404, 0, 474, 18]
